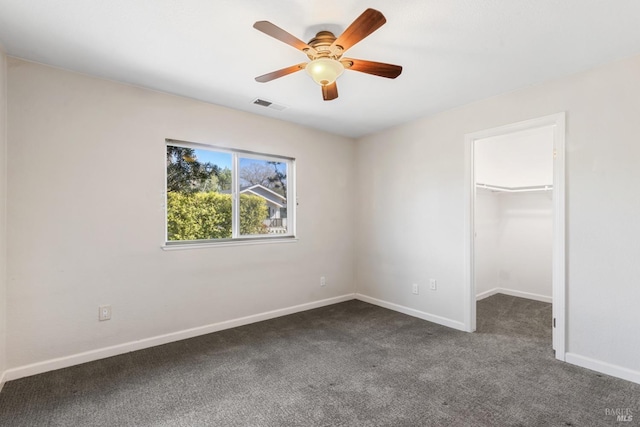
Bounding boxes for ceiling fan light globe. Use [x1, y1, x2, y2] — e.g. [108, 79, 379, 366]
[306, 58, 344, 86]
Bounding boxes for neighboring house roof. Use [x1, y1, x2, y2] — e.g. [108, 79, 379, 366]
[240, 185, 286, 208]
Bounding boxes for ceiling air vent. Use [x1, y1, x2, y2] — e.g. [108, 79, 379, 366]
[252, 98, 288, 111]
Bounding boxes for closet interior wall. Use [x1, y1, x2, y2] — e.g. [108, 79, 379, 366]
[475, 188, 553, 301]
[474, 126, 554, 302]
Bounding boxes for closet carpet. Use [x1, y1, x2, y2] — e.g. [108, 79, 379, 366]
[1, 294, 638, 426]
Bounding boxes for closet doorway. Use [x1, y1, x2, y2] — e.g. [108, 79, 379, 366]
[464, 113, 566, 360]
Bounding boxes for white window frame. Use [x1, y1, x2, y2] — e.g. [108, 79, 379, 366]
[163, 138, 296, 249]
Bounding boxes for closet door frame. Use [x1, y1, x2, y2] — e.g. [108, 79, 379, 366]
[463, 112, 566, 360]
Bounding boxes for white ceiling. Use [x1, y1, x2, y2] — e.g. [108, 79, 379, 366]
[2, 1, 640, 138]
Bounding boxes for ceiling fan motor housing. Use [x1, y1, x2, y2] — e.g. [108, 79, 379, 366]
[306, 31, 343, 60]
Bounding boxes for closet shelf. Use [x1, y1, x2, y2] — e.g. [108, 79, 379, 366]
[476, 183, 553, 193]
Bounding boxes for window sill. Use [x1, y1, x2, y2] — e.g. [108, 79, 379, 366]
[161, 236, 298, 251]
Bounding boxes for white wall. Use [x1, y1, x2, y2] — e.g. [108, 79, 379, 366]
[355, 54, 640, 378]
[5, 59, 356, 372]
[475, 190, 553, 300]
[474, 188, 500, 296]
[496, 192, 553, 298]
[0, 47, 7, 388]
[475, 126, 554, 188]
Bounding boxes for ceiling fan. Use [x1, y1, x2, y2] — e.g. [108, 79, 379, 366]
[253, 8, 403, 101]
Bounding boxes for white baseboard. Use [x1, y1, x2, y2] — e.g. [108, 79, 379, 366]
[477, 287, 552, 303]
[565, 352, 640, 385]
[476, 288, 501, 301]
[0, 370, 5, 393]
[355, 293, 466, 332]
[3, 294, 356, 382]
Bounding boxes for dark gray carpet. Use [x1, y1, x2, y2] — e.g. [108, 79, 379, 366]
[1, 295, 638, 426]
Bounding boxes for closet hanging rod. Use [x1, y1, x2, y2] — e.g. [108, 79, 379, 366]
[475, 183, 553, 193]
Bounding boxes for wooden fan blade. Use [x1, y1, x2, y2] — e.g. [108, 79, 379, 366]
[255, 63, 307, 83]
[322, 82, 338, 101]
[341, 58, 402, 79]
[331, 9, 386, 52]
[253, 21, 317, 56]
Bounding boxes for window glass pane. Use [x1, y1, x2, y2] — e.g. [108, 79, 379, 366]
[239, 157, 288, 235]
[166, 145, 232, 241]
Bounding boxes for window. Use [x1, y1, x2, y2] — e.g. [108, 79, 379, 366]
[165, 139, 295, 245]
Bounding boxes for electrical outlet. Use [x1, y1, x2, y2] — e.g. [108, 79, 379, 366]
[320, 276, 326, 287]
[430, 279, 437, 291]
[99, 305, 112, 321]
[412, 283, 419, 295]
